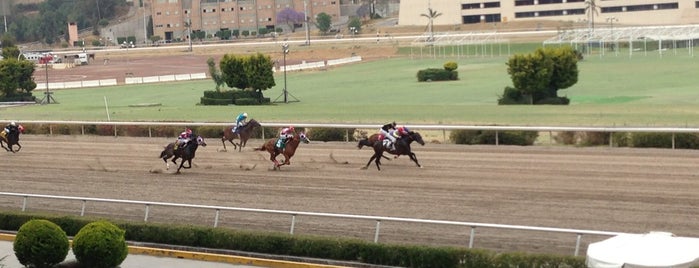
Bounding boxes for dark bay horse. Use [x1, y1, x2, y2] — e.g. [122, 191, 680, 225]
[159, 135, 207, 173]
[254, 132, 310, 170]
[1, 125, 24, 153]
[363, 131, 425, 171]
[221, 119, 261, 152]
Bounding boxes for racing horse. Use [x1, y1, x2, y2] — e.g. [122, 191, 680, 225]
[363, 131, 425, 171]
[0, 124, 24, 153]
[254, 132, 310, 170]
[221, 118, 261, 152]
[159, 135, 207, 173]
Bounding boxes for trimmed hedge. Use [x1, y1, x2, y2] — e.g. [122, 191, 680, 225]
[417, 68, 458, 82]
[307, 127, 356, 142]
[72, 220, 128, 268]
[450, 130, 538, 145]
[13, 219, 69, 268]
[201, 89, 270, 106]
[0, 211, 586, 268]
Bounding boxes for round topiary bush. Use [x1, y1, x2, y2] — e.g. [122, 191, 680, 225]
[72, 220, 128, 268]
[13, 219, 69, 268]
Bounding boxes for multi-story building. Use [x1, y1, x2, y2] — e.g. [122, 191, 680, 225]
[399, 0, 699, 28]
[151, 0, 341, 42]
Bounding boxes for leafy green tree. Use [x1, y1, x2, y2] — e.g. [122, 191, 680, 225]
[348, 17, 362, 33]
[244, 53, 275, 95]
[2, 46, 21, 60]
[220, 54, 247, 89]
[504, 46, 578, 104]
[316, 12, 332, 35]
[219, 53, 275, 100]
[0, 59, 36, 97]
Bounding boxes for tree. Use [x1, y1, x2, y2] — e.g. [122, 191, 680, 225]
[207, 57, 224, 91]
[220, 54, 247, 90]
[348, 17, 362, 34]
[219, 53, 275, 99]
[0, 59, 36, 97]
[244, 53, 275, 98]
[316, 13, 332, 35]
[585, 0, 600, 31]
[503, 46, 578, 105]
[420, 8, 442, 42]
[277, 8, 304, 33]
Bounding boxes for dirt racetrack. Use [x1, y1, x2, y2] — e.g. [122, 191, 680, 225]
[2, 134, 699, 257]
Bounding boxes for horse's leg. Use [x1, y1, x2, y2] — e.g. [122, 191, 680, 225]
[270, 152, 281, 167]
[221, 138, 228, 151]
[363, 154, 375, 169]
[408, 153, 422, 168]
[163, 157, 170, 170]
[374, 152, 382, 171]
[15, 143, 21, 152]
[176, 161, 185, 174]
[184, 159, 192, 169]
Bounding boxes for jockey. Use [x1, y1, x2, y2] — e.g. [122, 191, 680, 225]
[379, 121, 397, 149]
[176, 128, 193, 149]
[2, 122, 17, 139]
[233, 112, 248, 134]
[276, 126, 295, 149]
[388, 126, 410, 150]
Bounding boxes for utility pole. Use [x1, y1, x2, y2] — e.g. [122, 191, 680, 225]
[303, 0, 310, 45]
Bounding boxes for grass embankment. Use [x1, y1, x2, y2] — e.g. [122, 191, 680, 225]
[3, 44, 699, 127]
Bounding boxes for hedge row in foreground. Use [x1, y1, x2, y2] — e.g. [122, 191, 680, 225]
[0, 211, 585, 268]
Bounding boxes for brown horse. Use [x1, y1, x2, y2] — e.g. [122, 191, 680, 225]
[221, 119, 261, 152]
[254, 132, 310, 170]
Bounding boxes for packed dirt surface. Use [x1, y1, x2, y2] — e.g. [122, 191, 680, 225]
[2, 135, 699, 257]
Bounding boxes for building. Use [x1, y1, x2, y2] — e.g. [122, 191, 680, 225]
[150, 0, 342, 42]
[399, 0, 699, 28]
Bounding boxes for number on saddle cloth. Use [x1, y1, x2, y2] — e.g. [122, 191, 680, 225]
[275, 138, 285, 149]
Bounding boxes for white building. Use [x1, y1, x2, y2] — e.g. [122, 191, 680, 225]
[399, 0, 699, 27]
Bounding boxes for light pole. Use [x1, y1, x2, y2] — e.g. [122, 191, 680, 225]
[606, 17, 618, 54]
[282, 42, 289, 103]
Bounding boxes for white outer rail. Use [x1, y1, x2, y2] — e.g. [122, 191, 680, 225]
[0, 192, 627, 256]
[4, 120, 699, 147]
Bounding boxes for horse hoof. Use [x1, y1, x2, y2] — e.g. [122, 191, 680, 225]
[360, 166, 368, 170]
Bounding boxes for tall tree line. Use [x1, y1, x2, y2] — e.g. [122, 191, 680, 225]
[4, 0, 128, 44]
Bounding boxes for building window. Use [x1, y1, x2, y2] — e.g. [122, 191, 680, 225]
[462, 3, 480, 9]
[483, 13, 501, 22]
[514, 11, 536, 18]
[222, 8, 225, 11]
[537, 0, 563, 4]
[601, 6, 623, 13]
[515, 0, 534, 6]
[331, 1, 336, 4]
[156, 12, 162, 15]
[483, 2, 500, 8]
[462, 15, 481, 24]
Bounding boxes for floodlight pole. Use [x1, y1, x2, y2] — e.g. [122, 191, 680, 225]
[273, 42, 299, 103]
[282, 42, 288, 103]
